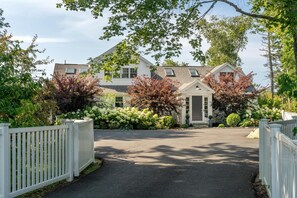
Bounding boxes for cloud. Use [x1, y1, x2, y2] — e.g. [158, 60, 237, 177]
[12, 35, 70, 43]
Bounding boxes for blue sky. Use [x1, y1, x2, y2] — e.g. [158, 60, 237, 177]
[1, 0, 268, 85]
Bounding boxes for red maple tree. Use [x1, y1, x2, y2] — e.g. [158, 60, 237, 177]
[203, 71, 258, 115]
[128, 76, 182, 116]
[52, 74, 101, 113]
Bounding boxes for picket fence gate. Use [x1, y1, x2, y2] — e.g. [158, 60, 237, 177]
[259, 118, 297, 198]
[0, 119, 94, 198]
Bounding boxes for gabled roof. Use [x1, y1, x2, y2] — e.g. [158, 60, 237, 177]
[92, 43, 153, 66]
[152, 66, 213, 87]
[179, 79, 215, 94]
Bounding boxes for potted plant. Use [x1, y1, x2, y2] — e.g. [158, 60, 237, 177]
[208, 115, 213, 127]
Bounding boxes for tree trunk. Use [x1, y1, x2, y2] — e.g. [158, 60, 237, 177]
[268, 32, 274, 98]
[294, 31, 297, 76]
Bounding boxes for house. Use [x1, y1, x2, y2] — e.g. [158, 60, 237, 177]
[53, 47, 244, 125]
[53, 62, 89, 76]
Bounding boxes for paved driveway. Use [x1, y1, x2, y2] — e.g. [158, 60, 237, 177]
[46, 128, 259, 198]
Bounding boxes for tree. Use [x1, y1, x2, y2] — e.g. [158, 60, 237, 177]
[58, 0, 297, 72]
[162, 59, 189, 67]
[127, 76, 182, 116]
[51, 74, 102, 113]
[203, 71, 257, 115]
[0, 10, 53, 126]
[260, 31, 281, 98]
[199, 15, 251, 66]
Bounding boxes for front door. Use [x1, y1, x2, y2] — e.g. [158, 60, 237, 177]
[192, 96, 202, 121]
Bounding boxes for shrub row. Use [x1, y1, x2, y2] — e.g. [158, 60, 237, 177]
[60, 107, 175, 130]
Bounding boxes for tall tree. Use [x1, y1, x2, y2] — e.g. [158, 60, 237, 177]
[199, 15, 251, 66]
[260, 31, 281, 98]
[162, 59, 189, 67]
[58, 0, 297, 73]
[0, 9, 53, 126]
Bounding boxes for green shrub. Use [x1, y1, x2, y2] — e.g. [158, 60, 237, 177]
[218, 123, 225, 128]
[157, 116, 175, 129]
[59, 107, 172, 130]
[226, 113, 241, 127]
[181, 124, 189, 128]
[239, 118, 259, 127]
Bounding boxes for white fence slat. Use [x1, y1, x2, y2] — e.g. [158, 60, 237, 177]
[36, 131, 40, 184]
[22, 132, 26, 189]
[17, 133, 21, 190]
[27, 132, 31, 187]
[32, 132, 35, 185]
[12, 133, 16, 192]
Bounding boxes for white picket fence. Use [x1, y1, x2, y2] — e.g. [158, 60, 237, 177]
[0, 119, 94, 198]
[259, 119, 297, 198]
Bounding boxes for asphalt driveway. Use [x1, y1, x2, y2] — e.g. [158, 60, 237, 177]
[46, 128, 259, 198]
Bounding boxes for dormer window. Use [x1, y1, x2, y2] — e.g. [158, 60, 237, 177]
[65, 68, 76, 74]
[189, 69, 199, 77]
[165, 68, 175, 76]
[79, 68, 88, 74]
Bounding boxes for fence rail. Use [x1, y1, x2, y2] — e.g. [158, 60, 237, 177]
[259, 119, 297, 198]
[0, 119, 94, 198]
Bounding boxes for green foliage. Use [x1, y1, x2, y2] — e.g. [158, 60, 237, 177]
[226, 113, 241, 127]
[157, 116, 175, 129]
[60, 107, 175, 130]
[162, 59, 189, 67]
[199, 15, 251, 66]
[239, 106, 282, 127]
[218, 124, 225, 128]
[181, 124, 189, 128]
[258, 92, 282, 109]
[0, 13, 54, 127]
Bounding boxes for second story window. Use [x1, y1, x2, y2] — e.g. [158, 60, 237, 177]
[165, 68, 175, 77]
[79, 68, 88, 74]
[122, 68, 129, 78]
[110, 68, 138, 79]
[65, 68, 76, 74]
[130, 68, 137, 78]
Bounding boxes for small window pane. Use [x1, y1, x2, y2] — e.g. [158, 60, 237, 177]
[65, 68, 76, 74]
[122, 68, 129, 78]
[204, 97, 208, 118]
[115, 97, 123, 107]
[189, 69, 199, 77]
[165, 68, 175, 76]
[79, 68, 88, 74]
[130, 68, 137, 78]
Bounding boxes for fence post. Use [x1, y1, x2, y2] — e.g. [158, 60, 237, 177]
[0, 123, 10, 198]
[65, 121, 74, 182]
[259, 119, 269, 181]
[73, 121, 79, 177]
[270, 124, 282, 198]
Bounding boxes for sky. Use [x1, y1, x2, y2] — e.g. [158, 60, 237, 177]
[1, 0, 268, 85]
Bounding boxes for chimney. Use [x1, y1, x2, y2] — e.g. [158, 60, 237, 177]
[64, 60, 66, 64]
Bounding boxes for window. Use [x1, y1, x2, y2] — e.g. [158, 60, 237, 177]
[186, 97, 190, 113]
[65, 68, 76, 74]
[79, 68, 88, 74]
[220, 72, 234, 78]
[204, 97, 208, 118]
[122, 68, 129, 78]
[130, 68, 138, 78]
[189, 69, 199, 77]
[115, 97, 123, 107]
[165, 68, 175, 76]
